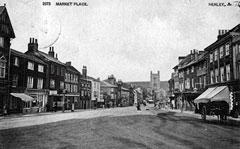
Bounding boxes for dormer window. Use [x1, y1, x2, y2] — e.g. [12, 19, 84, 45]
[0, 37, 4, 48]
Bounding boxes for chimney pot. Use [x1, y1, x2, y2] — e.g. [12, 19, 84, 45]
[35, 39, 38, 44]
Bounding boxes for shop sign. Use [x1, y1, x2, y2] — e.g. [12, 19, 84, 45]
[49, 90, 57, 95]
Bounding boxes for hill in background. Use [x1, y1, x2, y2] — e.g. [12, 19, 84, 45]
[126, 81, 169, 91]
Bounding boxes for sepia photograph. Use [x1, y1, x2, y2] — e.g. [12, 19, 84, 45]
[0, 0, 240, 148]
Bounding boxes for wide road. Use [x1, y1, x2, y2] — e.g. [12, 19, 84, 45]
[0, 105, 239, 149]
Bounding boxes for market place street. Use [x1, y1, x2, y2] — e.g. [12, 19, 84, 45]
[0, 105, 240, 149]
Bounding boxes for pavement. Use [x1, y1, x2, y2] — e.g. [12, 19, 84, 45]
[151, 106, 240, 125]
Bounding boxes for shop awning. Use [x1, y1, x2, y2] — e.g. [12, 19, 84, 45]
[194, 86, 229, 104]
[10, 93, 35, 102]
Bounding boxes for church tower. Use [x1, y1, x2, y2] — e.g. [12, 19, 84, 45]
[150, 71, 161, 101]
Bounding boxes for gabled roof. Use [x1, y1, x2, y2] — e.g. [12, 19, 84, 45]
[0, 6, 15, 38]
[11, 49, 46, 65]
[178, 54, 191, 70]
[38, 51, 65, 65]
[100, 81, 117, 88]
[66, 64, 81, 75]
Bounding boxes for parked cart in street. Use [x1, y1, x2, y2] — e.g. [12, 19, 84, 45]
[194, 86, 240, 122]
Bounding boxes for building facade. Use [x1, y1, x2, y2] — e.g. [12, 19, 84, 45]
[80, 66, 91, 109]
[0, 5, 15, 114]
[88, 76, 100, 109]
[64, 61, 81, 111]
[25, 40, 66, 111]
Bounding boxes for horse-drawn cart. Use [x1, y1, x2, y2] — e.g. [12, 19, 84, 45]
[194, 86, 239, 122]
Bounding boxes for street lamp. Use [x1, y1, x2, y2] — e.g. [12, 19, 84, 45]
[62, 89, 66, 112]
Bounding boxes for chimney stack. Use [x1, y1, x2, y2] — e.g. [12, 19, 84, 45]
[28, 37, 38, 53]
[48, 47, 55, 57]
[217, 29, 229, 39]
[190, 50, 193, 61]
[66, 61, 71, 66]
[82, 66, 87, 78]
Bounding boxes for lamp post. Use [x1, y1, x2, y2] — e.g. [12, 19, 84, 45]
[62, 89, 66, 112]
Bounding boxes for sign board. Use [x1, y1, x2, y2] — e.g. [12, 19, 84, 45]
[49, 90, 57, 95]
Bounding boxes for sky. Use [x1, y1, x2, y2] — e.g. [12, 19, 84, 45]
[2, 0, 240, 82]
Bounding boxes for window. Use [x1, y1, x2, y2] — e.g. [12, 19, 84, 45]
[214, 49, 218, 61]
[81, 90, 84, 96]
[185, 78, 190, 89]
[0, 61, 6, 78]
[199, 77, 202, 88]
[238, 44, 240, 53]
[12, 74, 18, 87]
[203, 76, 206, 88]
[50, 79, 55, 89]
[210, 70, 214, 84]
[57, 67, 60, 75]
[220, 46, 224, 58]
[37, 78, 43, 89]
[215, 69, 218, 83]
[220, 67, 224, 82]
[226, 64, 230, 81]
[225, 43, 229, 56]
[68, 73, 70, 82]
[191, 66, 194, 73]
[0, 37, 4, 47]
[27, 76, 34, 88]
[191, 78, 194, 89]
[65, 73, 67, 81]
[38, 65, 44, 72]
[60, 81, 64, 90]
[27, 61, 34, 70]
[13, 57, 19, 66]
[210, 53, 213, 63]
[51, 64, 55, 74]
[65, 83, 71, 92]
[61, 67, 65, 76]
[186, 69, 189, 74]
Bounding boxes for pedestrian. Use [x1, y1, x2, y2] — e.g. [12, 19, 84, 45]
[54, 102, 57, 112]
[3, 104, 8, 116]
[136, 102, 141, 110]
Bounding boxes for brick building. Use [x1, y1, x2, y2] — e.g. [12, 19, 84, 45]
[25, 39, 66, 111]
[64, 61, 81, 111]
[80, 66, 91, 109]
[10, 49, 48, 114]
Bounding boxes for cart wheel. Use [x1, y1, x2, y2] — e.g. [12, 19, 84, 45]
[201, 106, 207, 121]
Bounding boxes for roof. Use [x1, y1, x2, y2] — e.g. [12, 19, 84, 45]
[233, 34, 240, 43]
[38, 51, 66, 65]
[11, 49, 46, 65]
[87, 76, 100, 82]
[0, 6, 15, 38]
[204, 24, 240, 51]
[100, 81, 117, 88]
[0, 6, 4, 14]
[66, 65, 81, 75]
